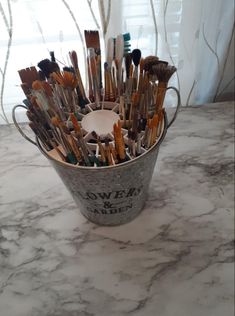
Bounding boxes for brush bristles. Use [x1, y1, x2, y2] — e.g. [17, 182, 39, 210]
[51, 71, 78, 89]
[18, 35, 179, 167]
[91, 131, 98, 139]
[32, 80, 44, 91]
[69, 51, 78, 69]
[84, 30, 100, 50]
[125, 53, 132, 78]
[143, 56, 159, 72]
[18, 66, 40, 89]
[152, 64, 177, 83]
[50, 51, 56, 62]
[123, 33, 131, 54]
[132, 49, 141, 67]
[38, 59, 59, 78]
[51, 116, 60, 127]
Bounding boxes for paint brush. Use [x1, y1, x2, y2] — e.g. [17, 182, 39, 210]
[109, 142, 118, 164]
[104, 62, 110, 101]
[152, 64, 176, 112]
[115, 34, 124, 96]
[113, 120, 126, 161]
[18, 66, 40, 90]
[51, 116, 78, 164]
[70, 113, 91, 166]
[69, 50, 89, 106]
[132, 49, 141, 91]
[91, 131, 107, 166]
[88, 48, 100, 108]
[37, 58, 60, 79]
[18, 39, 178, 168]
[104, 138, 113, 166]
[84, 30, 102, 90]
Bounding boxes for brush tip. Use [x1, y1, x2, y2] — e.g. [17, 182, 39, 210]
[51, 116, 60, 126]
[91, 131, 98, 139]
[32, 80, 43, 90]
[38, 59, 60, 78]
[132, 49, 141, 66]
[123, 33, 131, 53]
[123, 32, 131, 41]
[143, 55, 159, 72]
[63, 66, 74, 73]
[104, 138, 110, 146]
[50, 51, 55, 62]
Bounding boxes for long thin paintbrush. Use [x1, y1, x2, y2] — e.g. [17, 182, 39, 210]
[115, 34, 124, 96]
[106, 37, 116, 101]
[69, 50, 88, 107]
[104, 62, 110, 101]
[137, 58, 144, 93]
[104, 138, 113, 166]
[113, 120, 126, 161]
[51, 116, 78, 164]
[84, 30, 102, 90]
[70, 113, 91, 166]
[91, 131, 107, 166]
[132, 49, 141, 91]
[88, 48, 100, 108]
[109, 142, 118, 164]
[51, 71, 79, 113]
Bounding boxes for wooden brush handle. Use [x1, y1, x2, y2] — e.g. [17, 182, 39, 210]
[108, 69, 115, 102]
[105, 144, 113, 166]
[155, 82, 167, 112]
[110, 143, 118, 164]
[76, 68, 86, 99]
[132, 66, 138, 91]
[96, 55, 102, 90]
[89, 54, 100, 106]
[98, 141, 106, 163]
[104, 69, 110, 101]
[87, 58, 94, 102]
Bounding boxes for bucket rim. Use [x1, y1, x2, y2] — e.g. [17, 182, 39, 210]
[36, 110, 168, 171]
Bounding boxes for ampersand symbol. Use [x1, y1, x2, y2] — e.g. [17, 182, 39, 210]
[103, 201, 113, 209]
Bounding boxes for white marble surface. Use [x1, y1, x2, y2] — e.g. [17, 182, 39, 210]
[0, 102, 234, 316]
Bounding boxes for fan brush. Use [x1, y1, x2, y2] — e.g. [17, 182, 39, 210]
[152, 63, 177, 112]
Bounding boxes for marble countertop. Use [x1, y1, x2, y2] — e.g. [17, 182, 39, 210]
[0, 101, 234, 316]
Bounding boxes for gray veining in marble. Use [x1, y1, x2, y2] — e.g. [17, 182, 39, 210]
[0, 101, 234, 316]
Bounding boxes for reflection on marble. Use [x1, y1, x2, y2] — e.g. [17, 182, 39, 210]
[0, 101, 234, 316]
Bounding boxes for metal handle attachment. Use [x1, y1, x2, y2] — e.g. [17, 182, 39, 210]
[166, 86, 181, 129]
[12, 104, 37, 146]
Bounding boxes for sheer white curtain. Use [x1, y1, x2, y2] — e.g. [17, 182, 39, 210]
[0, 0, 234, 124]
[121, 0, 234, 106]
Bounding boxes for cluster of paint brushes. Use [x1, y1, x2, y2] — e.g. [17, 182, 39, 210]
[18, 30, 176, 167]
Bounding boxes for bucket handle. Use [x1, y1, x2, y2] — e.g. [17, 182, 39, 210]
[12, 104, 37, 146]
[166, 86, 181, 129]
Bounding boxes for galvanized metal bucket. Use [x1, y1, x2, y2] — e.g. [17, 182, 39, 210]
[13, 87, 180, 226]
